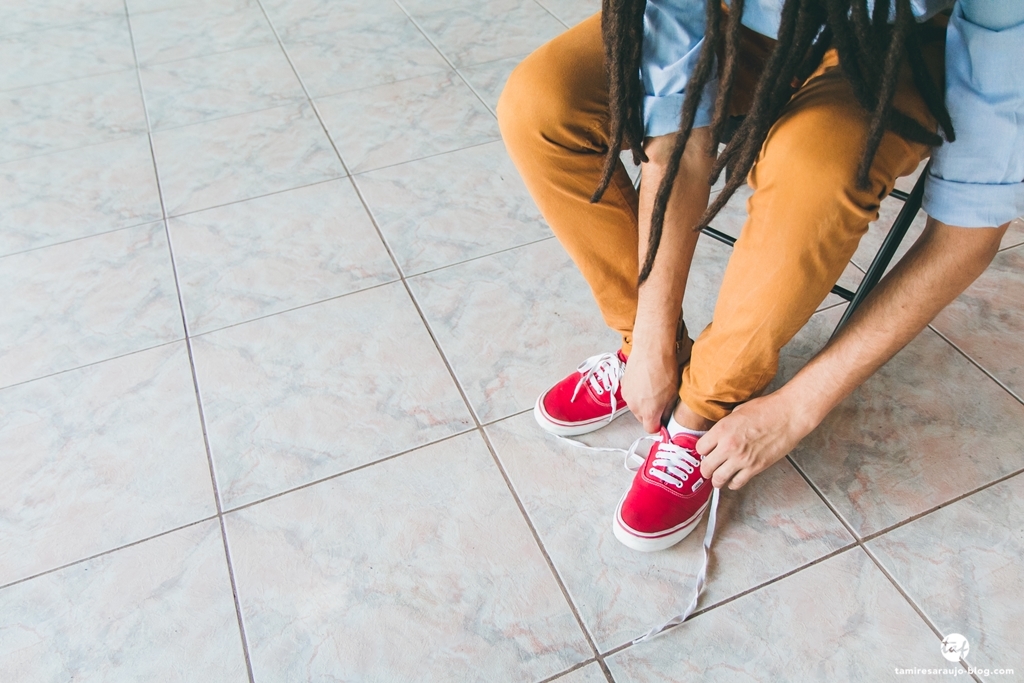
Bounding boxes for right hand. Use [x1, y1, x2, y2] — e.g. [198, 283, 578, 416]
[620, 337, 681, 433]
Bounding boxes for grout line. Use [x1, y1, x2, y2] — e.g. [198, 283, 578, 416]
[134, 40, 284, 70]
[404, 234, 556, 280]
[786, 446, 1014, 683]
[929, 325, 1024, 407]
[536, 659, 600, 683]
[785, 454, 862, 541]
[145, 96, 308, 134]
[0, 515, 218, 593]
[347, 137, 500, 176]
[480, 405, 535, 427]
[162, 176, 343, 219]
[0, 216, 166, 260]
[256, 1, 609, 663]
[0, 129, 145, 171]
[220, 426, 479, 515]
[997, 238, 1024, 253]
[856, 465, 1024, 545]
[392, 0, 508, 120]
[0, 338, 182, 392]
[185, 276, 402, 339]
[304, 65, 452, 102]
[858, 544, 984, 682]
[599, 543, 860, 658]
[598, 657, 617, 683]
[475, 424, 606, 660]
[0, 64, 138, 97]
[530, 0, 573, 29]
[122, 7, 257, 681]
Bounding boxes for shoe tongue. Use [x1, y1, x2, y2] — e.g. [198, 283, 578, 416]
[666, 430, 699, 452]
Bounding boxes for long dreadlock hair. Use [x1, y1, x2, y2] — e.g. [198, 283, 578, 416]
[594, 0, 955, 284]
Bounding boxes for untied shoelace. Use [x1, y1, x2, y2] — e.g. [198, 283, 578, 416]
[562, 427, 722, 644]
[624, 431, 721, 643]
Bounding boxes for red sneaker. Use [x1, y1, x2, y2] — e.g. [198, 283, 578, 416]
[614, 428, 712, 552]
[533, 351, 628, 436]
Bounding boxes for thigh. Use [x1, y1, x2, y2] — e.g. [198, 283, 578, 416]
[498, 12, 611, 152]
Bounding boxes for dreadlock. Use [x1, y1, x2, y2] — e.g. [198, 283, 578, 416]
[593, 0, 955, 284]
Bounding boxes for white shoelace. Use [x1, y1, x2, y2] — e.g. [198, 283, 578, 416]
[570, 352, 625, 421]
[623, 432, 722, 644]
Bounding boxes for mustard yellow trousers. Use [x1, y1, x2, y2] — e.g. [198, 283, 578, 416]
[497, 12, 941, 421]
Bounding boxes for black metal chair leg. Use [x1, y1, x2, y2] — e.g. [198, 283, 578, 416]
[831, 167, 928, 338]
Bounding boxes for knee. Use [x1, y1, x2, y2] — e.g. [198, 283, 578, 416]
[757, 102, 872, 200]
[497, 49, 585, 151]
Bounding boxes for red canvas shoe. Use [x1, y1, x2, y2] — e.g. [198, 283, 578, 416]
[614, 428, 712, 552]
[533, 351, 628, 436]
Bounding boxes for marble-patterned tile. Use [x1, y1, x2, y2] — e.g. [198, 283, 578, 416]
[400, 0, 477, 13]
[317, 70, 499, 173]
[0, 521, 249, 683]
[224, 431, 591, 681]
[0, 0, 125, 37]
[605, 548, 945, 681]
[0, 70, 147, 163]
[283, 15, 449, 98]
[488, 411, 853, 650]
[170, 179, 397, 334]
[415, 0, 566, 68]
[356, 141, 550, 276]
[867, 473, 1024, 675]
[783, 307, 1024, 537]
[408, 238, 619, 423]
[999, 216, 1024, 251]
[0, 18, 135, 91]
[460, 54, 525, 113]
[191, 282, 473, 509]
[152, 102, 345, 216]
[551, 662, 608, 683]
[0, 343, 215, 586]
[127, 0, 244, 15]
[0, 223, 184, 388]
[129, 0, 275, 66]
[931, 245, 1024, 398]
[262, 0, 407, 42]
[0, 136, 162, 256]
[535, 0, 600, 27]
[140, 44, 305, 130]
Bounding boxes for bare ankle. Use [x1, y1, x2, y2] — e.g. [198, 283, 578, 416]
[672, 402, 715, 432]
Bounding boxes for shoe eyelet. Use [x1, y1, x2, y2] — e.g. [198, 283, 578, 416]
[595, 387, 604, 395]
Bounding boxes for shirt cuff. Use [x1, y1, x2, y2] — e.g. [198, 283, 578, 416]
[642, 92, 714, 138]
[923, 174, 1024, 228]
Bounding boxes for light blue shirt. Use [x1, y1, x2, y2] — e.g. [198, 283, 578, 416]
[642, 0, 1024, 227]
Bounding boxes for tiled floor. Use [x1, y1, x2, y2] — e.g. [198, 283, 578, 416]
[1, 0, 1022, 681]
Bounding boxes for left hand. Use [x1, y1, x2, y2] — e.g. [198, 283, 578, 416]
[696, 391, 816, 490]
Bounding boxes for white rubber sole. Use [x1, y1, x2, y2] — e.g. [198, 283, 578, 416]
[533, 395, 629, 437]
[612, 493, 710, 552]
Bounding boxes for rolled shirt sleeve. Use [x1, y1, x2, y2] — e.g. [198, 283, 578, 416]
[641, 0, 719, 138]
[923, 0, 1024, 228]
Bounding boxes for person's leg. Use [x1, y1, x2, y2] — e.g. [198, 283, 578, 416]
[676, 44, 943, 426]
[497, 13, 642, 354]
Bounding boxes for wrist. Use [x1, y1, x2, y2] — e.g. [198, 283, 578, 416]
[774, 379, 828, 437]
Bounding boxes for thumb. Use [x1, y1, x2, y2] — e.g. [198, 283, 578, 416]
[695, 424, 719, 457]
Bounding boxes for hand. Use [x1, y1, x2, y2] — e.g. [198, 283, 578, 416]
[620, 340, 680, 433]
[696, 390, 817, 489]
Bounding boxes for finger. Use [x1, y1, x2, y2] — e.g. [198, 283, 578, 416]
[727, 468, 752, 490]
[695, 425, 719, 457]
[643, 414, 661, 433]
[699, 437, 728, 480]
[711, 458, 741, 489]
